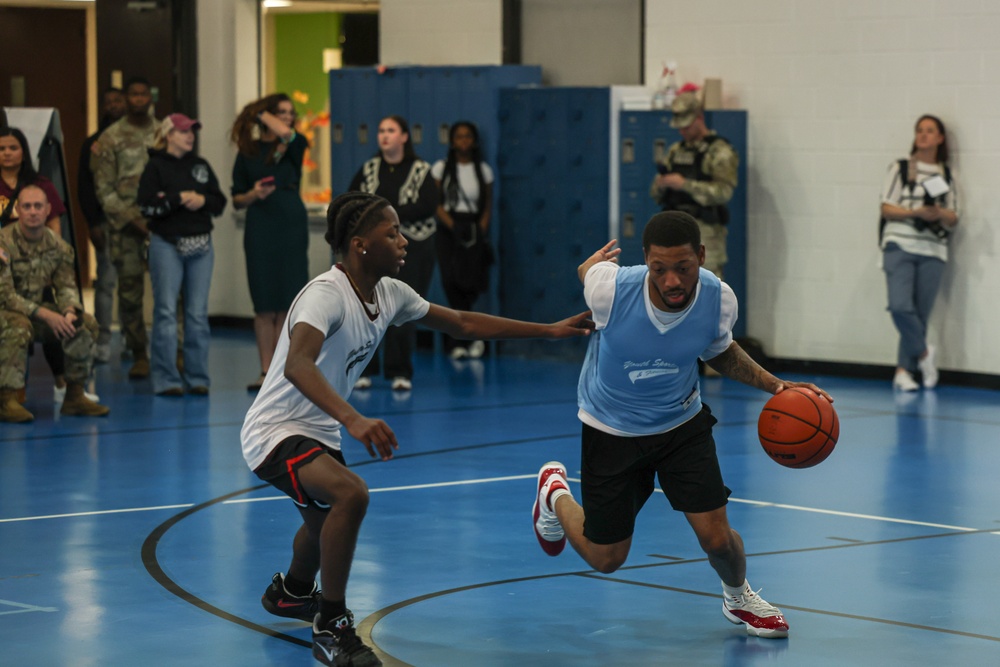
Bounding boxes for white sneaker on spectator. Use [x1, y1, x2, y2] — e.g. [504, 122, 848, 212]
[918, 345, 938, 388]
[353, 377, 372, 390]
[468, 340, 486, 358]
[391, 377, 412, 391]
[449, 347, 468, 360]
[54, 385, 100, 403]
[892, 369, 919, 392]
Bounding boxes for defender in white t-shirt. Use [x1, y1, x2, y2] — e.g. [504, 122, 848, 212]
[244, 191, 594, 667]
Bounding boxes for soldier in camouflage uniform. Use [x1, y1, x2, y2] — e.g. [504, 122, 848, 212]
[650, 91, 739, 279]
[0, 185, 110, 422]
[92, 76, 157, 379]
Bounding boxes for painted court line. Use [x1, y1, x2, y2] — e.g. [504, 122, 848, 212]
[3, 475, 998, 536]
[0, 599, 58, 615]
[0, 503, 195, 523]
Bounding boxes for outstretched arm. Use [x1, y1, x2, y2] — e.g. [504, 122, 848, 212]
[285, 322, 398, 460]
[578, 239, 621, 284]
[706, 342, 833, 402]
[418, 304, 593, 342]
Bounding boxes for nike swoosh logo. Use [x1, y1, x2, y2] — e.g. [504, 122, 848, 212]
[316, 642, 335, 661]
[276, 600, 305, 608]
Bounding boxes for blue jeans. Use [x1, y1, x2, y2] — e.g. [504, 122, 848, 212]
[148, 233, 214, 393]
[883, 243, 945, 372]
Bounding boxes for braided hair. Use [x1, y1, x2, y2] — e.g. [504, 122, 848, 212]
[326, 192, 391, 254]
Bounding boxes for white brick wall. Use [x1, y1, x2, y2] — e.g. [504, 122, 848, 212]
[379, 0, 502, 66]
[646, 0, 1000, 374]
[197, 1, 1000, 375]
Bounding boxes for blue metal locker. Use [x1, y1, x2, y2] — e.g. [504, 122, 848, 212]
[616, 109, 748, 338]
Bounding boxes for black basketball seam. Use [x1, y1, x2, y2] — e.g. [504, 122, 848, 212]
[759, 390, 838, 467]
[759, 409, 835, 444]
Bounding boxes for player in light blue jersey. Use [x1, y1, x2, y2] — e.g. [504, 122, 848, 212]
[532, 211, 832, 639]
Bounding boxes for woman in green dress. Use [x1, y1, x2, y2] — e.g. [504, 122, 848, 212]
[231, 93, 310, 391]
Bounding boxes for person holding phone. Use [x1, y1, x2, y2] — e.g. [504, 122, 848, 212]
[879, 115, 959, 391]
[231, 93, 310, 392]
[650, 90, 738, 280]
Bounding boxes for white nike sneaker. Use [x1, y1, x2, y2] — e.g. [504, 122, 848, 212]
[722, 584, 789, 638]
[532, 461, 569, 556]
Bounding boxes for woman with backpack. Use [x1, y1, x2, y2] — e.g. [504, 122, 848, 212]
[879, 115, 959, 391]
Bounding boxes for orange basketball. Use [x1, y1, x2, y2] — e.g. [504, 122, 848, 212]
[757, 387, 839, 468]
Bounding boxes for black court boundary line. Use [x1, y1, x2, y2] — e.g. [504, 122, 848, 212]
[360, 527, 1000, 649]
[9, 374, 982, 444]
[143, 474, 1000, 667]
[140, 484, 312, 650]
[0, 398, 578, 444]
[138, 433, 583, 664]
[3, 396, 924, 445]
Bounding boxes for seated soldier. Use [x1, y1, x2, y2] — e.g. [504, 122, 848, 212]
[0, 184, 110, 422]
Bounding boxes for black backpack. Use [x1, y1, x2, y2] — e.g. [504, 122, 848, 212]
[878, 159, 952, 245]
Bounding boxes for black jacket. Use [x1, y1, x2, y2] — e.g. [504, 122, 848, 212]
[138, 149, 227, 238]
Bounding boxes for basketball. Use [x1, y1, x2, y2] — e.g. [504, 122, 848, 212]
[757, 387, 839, 468]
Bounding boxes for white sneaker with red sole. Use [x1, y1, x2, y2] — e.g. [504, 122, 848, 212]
[722, 585, 789, 638]
[532, 461, 569, 556]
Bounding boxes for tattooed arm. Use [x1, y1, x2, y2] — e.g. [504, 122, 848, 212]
[706, 342, 833, 402]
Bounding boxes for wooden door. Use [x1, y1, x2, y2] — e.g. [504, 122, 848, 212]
[0, 5, 89, 283]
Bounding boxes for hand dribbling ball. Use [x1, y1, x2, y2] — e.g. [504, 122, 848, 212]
[757, 387, 839, 468]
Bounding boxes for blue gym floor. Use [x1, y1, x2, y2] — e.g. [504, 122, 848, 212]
[2, 329, 999, 666]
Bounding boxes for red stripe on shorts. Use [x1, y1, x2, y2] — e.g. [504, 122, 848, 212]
[286, 446, 324, 505]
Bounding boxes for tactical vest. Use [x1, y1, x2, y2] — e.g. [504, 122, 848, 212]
[659, 135, 731, 225]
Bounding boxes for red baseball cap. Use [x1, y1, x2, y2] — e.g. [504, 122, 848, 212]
[166, 113, 202, 132]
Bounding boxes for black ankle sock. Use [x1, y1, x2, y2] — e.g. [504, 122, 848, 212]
[282, 574, 315, 597]
[318, 597, 347, 624]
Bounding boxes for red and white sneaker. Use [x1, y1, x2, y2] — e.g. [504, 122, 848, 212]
[532, 461, 569, 556]
[723, 585, 789, 638]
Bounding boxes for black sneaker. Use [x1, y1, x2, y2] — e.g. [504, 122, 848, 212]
[312, 610, 382, 667]
[260, 572, 319, 622]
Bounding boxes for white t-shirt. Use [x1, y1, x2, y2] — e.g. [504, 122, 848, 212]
[240, 265, 430, 470]
[430, 160, 494, 213]
[880, 159, 959, 262]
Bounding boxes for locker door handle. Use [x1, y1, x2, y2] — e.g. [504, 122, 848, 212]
[622, 138, 635, 164]
[358, 124, 368, 144]
[332, 123, 344, 144]
[653, 138, 667, 162]
[411, 124, 423, 144]
[622, 213, 636, 238]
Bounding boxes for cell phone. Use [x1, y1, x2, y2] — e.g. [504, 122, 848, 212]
[260, 176, 275, 185]
[656, 163, 669, 175]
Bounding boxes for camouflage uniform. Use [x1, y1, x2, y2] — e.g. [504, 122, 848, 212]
[0, 225, 98, 391]
[651, 131, 739, 279]
[92, 116, 156, 355]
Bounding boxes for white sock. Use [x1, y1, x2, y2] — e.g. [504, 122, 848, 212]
[548, 485, 571, 511]
[722, 579, 751, 599]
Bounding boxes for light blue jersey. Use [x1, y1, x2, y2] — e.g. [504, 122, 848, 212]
[578, 265, 723, 436]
